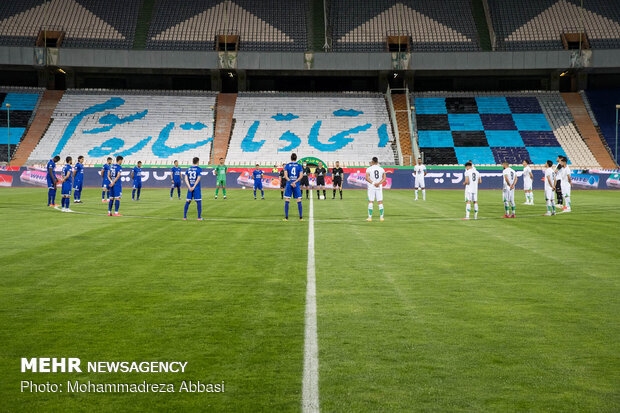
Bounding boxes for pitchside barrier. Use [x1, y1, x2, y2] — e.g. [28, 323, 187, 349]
[1, 166, 619, 190]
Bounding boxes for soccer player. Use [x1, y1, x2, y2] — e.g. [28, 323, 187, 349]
[100, 157, 112, 203]
[283, 153, 303, 221]
[170, 160, 182, 200]
[252, 164, 264, 200]
[60, 156, 73, 212]
[463, 162, 481, 220]
[315, 162, 327, 199]
[46, 155, 60, 207]
[300, 162, 311, 199]
[331, 161, 344, 199]
[72, 155, 84, 203]
[279, 164, 286, 199]
[214, 158, 227, 199]
[544, 160, 556, 216]
[107, 155, 124, 216]
[131, 161, 143, 201]
[413, 157, 427, 201]
[184, 157, 203, 220]
[365, 157, 386, 222]
[502, 161, 517, 218]
[560, 157, 572, 212]
[522, 160, 534, 205]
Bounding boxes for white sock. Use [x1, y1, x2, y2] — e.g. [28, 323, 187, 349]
[415, 189, 418, 200]
[379, 204, 384, 218]
[466, 204, 471, 218]
[422, 189, 426, 200]
[368, 202, 373, 218]
[474, 203, 478, 218]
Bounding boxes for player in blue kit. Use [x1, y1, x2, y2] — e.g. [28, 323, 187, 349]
[170, 160, 182, 200]
[252, 164, 264, 200]
[107, 155, 124, 216]
[72, 155, 84, 203]
[184, 157, 203, 221]
[101, 157, 112, 202]
[131, 161, 143, 201]
[46, 155, 60, 207]
[60, 156, 73, 212]
[283, 153, 303, 221]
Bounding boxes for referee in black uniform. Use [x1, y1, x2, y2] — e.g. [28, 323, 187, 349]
[315, 162, 327, 199]
[300, 162, 311, 199]
[279, 164, 286, 199]
[332, 161, 344, 199]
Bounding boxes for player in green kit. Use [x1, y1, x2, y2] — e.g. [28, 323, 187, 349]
[214, 157, 228, 199]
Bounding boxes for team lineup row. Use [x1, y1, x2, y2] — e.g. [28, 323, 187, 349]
[42, 153, 573, 221]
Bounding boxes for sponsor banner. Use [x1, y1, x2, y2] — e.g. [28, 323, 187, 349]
[1, 167, 619, 190]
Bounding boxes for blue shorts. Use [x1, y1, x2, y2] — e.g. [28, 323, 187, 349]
[73, 180, 83, 191]
[284, 183, 301, 199]
[172, 180, 181, 188]
[110, 184, 122, 198]
[102, 179, 110, 189]
[47, 179, 56, 189]
[253, 181, 263, 190]
[133, 182, 142, 189]
[61, 182, 72, 196]
[186, 187, 202, 201]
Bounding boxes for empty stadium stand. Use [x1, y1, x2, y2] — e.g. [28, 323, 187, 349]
[27, 90, 217, 166]
[225, 93, 396, 166]
[0, 88, 42, 163]
[583, 90, 620, 166]
[413, 92, 600, 167]
[147, 0, 308, 51]
[487, 0, 620, 51]
[330, 0, 480, 52]
[0, 0, 141, 49]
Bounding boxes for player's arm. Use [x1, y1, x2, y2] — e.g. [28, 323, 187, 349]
[511, 174, 518, 190]
[284, 169, 289, 182]
[131, 170, 134, 180]
[192, 175, 201, 191]
[504, 174, 511, 187]
[72, 167, 77, 179]
[365, 171, 372, 185]
[568, 174, 572, 186]
[424, 169, 427, 176]
[379, 172, 386, 187]
[547, 174, 555, 190]
[48, 165, 57, 184]
[463, 176, 469, 186]
[528, 170, 533, 180]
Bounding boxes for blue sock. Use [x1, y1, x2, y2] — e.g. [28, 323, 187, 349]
[298, 201, 303, 218]
[102, 190, 106, 200]
[284, 201, 289, 218]
[77, 190, 81, 201]
[137, 189, 140, 200]
[48, 189, 53, 205]
[115, 200, 120, 213]
[106, 190, 110, 199]
[254, 190, 256, 198]
[177, 187, 180, 198]
[184, 201, 190, 218]
[62, 197, 67, 208]
[261, 190, 264, 198]
[74, 191, 78, 201]
[61, 197, 64, 208]
[132, 189, 136, 200]
[52, 189, 57, 204]
[170, 188, 174, 197]
[196, 200, 202, 219]
[108, 199, 113, 212]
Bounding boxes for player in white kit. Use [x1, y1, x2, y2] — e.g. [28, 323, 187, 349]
[544, 160, 557, 216]
[413, 158, 427, 201]
[463, 161, 481, 220]
[522, 160, 534, 205]
[366, 157, 386, 221]
[559, 157, 572, 212]
[502, 161, 518, 218]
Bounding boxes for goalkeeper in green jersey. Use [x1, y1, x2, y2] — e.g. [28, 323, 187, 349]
[214, 158, 228, 199]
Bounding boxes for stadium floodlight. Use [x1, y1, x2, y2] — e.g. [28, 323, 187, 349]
[5, 103, 9, 167]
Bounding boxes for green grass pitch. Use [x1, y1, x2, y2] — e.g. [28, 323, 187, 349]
[1, 187, 618, 412]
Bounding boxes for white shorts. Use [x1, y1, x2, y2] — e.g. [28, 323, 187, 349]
[367, 187, 383, 202]
[503, 188, 515, 204]
[415, 178, 425, 189]
[465, 191, 477, 202]
[523, 179, 532, 191]
[545, 188, 555, 201]
[561, 182, 571, 197]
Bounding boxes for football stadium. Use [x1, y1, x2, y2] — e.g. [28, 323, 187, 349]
[0, 0, 619, 411]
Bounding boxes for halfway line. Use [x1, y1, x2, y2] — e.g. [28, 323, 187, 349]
[302, 195, 320, 412]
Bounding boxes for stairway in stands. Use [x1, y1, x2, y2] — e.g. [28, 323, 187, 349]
[212, 93, 237, 163]
[392, 93, 413, 166]
[12, 90, 64, 167]
[562, 93, 617, 169]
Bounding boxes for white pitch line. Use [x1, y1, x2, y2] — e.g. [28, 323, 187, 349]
[302, 195, 320, 413]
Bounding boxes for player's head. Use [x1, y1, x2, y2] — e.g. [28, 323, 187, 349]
[522, 160, 528, 166]
[336, 161, 340, 167]
[557, 155, 562, 162]
[561, 157, 568, 166]
[303, 161, 307, 167]
[174, 160, 178, 166]
[219, 157, 224, 165]
[371, 156, 378, 165]
[417, 157, 423, 165]
[546, 160, 553, 167]
[291, 153, 297, 162]
[193, 157, 199, 165]
[106, 157, 112, 164]
[502, 161, 509, 168]
[465, 161, 472, 169]
[116, 155, 123, 164]
[255, 163, 260, 169]
[65, 156, 72, 164]
[53, 155, 61, 162]
[77, 156, 84, 163]
[137, 161, 142, 167]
